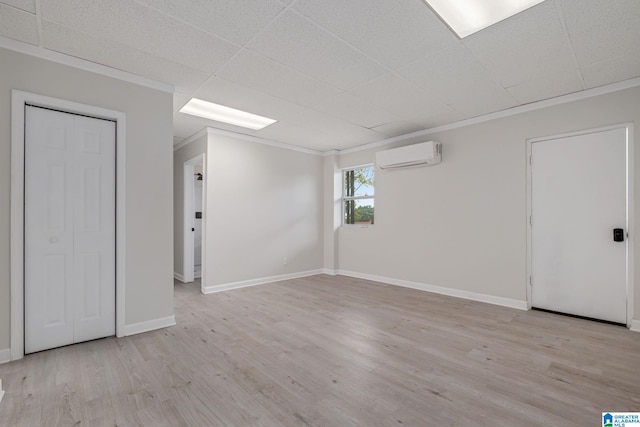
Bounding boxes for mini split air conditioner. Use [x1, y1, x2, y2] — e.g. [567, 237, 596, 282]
[375, 141, 442, 169]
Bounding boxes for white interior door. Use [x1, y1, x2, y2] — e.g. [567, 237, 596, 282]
[25, 105, 116, 353]
[531, 127, 627, 324]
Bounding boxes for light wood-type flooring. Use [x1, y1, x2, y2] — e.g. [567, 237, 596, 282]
[1, 274, 639, 426]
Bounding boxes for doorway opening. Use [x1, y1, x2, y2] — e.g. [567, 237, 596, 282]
[183, 154, 206, 293]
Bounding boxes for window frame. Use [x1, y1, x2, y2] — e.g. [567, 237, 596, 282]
[341, 164, 375, 227]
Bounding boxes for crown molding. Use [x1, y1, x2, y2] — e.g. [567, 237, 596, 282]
[174, 126, 324, 156]
[336, 76, 640, 155]
[0, 36, 174, 94]
[173, 128, 208, 151]
[206, 127, 323, 156]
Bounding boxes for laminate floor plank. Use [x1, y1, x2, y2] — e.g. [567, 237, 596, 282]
[1, 274, 639, 426]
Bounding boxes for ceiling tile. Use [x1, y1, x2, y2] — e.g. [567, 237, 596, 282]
[41, 20, 210, 94]
[215, 49, 341, 108]
[559, 0, 640, 67]
[581, 55, 640, 89]
[135, 0, 286, 45]
[1, 0, 35, 13]
[0, 3, 37, 45]
[397, 44, 517, 117]
[40, 0, 238, 73]
[293, 0, 457, 70]
[406, 108, 464, 130]
[173, 92, 192, 112]
[246, 10, 386, 90]
[191, 77, 307, 120]
[255, 108, 384, 150]
[311, 93, 403, 129]
[463, 0, 575, 89]
[370, 121, 427, 138]
[349, 73, 451, 121]
[506, 68, 584, 104]
[173, 111, 260, 140]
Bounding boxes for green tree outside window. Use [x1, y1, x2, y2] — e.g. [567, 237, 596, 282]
[343, 166, 374, 225]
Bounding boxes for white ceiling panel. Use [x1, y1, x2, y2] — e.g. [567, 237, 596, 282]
[559, 0, 640, 68]
[581, 55, 640, 90]
[293, 0, 458, 70]
[405, 108, 464, 131]
[42, 21, 210, 94]
[246, 10, 386, 90]
[311, 93, 404, 129]
[349, 73, 451, 121]
[506, 67, 584, 104]
[135, 0, 286, 45]
[463, 1, 574, 89]
[215, 49, 341, 108]
[255, 108, 384, 150]
[0, 3, 37, 45]
[1, 0, 35, 13]
[398, 44, 517, 117]
[5, 0, 638, 151]
[173, 110, 260, 139]
[248, 120, 324, 149]
[191, 76, 307, 120]
[40, 0, 238, 73]
[173, 92, 192, 112]
[370, 121, 428, 138]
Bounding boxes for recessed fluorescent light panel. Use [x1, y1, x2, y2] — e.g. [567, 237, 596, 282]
[424, 0, 546, 38]
[179, 98, 277, 130]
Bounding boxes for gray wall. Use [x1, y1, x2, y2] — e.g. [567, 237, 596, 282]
[0, 47, 175, 351]
[334, 86, 640, 323]
[205, 133, 324, 288]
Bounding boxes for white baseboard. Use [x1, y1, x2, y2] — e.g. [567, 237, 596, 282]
[338, 270, 528, 311]
[322, 268, 338, 276]
[203, 269, 324, 294]
[0, 348, 10, 365]
[174, 272, 185, 283]
[124, 315, 176, 336]
[631, 320, 640, 332]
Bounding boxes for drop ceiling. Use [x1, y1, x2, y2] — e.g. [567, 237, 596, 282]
[2, 0, 640, 151]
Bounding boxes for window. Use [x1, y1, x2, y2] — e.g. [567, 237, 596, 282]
[343, 166, 374, 225]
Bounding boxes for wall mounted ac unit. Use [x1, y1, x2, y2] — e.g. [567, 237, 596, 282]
[376, 141, 442, 169]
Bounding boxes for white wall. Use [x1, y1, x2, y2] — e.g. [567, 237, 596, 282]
[205, 131, 324, 290]
[333, 85, 640, 323]
[0, 47, 175, 352]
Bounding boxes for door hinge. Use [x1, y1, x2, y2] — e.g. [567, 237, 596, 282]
[529, 275, 533, 286]
[529, 215, 533, 226]
[529, 155, 533, 165]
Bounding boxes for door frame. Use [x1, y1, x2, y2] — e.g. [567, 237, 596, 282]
[183, 154, 207, 293]
[10, 90, 127, 360]
[526, 123, 634, 327]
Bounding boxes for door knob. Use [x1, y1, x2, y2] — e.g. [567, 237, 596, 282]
[49, 236, 59, 243]
[613, 228, 624, 242]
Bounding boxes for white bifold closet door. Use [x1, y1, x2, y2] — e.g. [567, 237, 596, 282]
[24, 105, 116, 354]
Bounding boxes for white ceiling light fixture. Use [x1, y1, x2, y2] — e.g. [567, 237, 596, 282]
[179, 98, 277, 130]
[423, 0, 546, 38]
